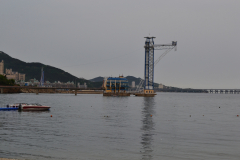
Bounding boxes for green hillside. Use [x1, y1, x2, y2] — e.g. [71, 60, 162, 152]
[0, 51, 102, 88]
[90, 76, 104, 82]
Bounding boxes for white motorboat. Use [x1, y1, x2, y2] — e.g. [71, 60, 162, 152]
[18, 103, 50, 111]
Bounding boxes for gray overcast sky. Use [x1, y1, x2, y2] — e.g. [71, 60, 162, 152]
[1, 0, 240, 89]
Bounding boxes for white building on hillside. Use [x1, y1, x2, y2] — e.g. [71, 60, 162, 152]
[6, 68, 25, 81]
[0, 60, 4, 75]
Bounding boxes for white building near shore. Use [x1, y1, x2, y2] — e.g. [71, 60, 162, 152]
[132, 81, 135, 88]
[0, 59, 25, 81]
[0, 60, 4, 75]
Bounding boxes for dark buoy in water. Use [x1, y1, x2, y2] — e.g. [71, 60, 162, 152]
[190, 115, 191, 117]
[219, 107, 220, 108]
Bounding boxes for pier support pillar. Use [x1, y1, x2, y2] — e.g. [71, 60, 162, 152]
[75, 90, 77, 96]
[1, 88, 3, 94]
[36, 89, 39, 95]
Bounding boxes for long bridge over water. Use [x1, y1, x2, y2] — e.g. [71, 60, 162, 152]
[205, 89, 240, 94]
[1, 86, 240, 95]
[155, 88, 240, 94]
[0, 86, 103, 95]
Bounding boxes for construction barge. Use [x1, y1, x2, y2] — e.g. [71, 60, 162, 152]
[103, 76, 130, 96]
[134, 92, 156, 97]
[102, 76, 156, 97]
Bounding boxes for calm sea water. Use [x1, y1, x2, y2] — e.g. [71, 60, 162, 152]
[0, 93, 240, 160]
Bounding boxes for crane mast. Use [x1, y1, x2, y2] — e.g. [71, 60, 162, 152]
[143, 37, 177, 94]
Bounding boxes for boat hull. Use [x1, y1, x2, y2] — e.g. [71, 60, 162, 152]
[0, 108, 18, 111]
[21, 106, 50, 111]
[19, 104, 50, 111]
[0, 103, 51, 111]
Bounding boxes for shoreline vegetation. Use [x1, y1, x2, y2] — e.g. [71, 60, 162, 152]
[0, 75, 15, 86]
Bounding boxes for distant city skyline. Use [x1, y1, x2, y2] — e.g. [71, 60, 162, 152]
[1, 0, 240, 89]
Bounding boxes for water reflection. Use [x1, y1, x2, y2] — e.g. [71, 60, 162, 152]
[141, 97, 156, 160]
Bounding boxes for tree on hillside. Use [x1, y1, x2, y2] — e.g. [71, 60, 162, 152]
[0, 75, 15, 86]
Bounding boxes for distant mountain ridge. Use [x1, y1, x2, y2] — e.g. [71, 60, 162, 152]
[0, 51, 101, 88]
[90, 76, 104, 82]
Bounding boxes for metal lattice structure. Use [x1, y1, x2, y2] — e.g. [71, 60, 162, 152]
[144, 37, 155, 90]
[144, 37, 177, 91]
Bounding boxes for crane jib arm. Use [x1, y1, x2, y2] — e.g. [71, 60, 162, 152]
[152, 41, 177, 50]
[144, 41, 177, 50]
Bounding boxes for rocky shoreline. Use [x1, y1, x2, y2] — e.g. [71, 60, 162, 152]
[1, 88, 21, 93]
